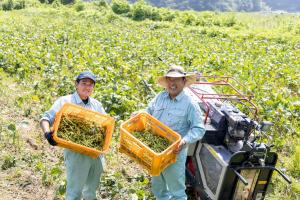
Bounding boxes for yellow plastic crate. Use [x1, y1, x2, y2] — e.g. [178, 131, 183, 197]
[119, 112, 181, 176]
[52, 103, 115, 158]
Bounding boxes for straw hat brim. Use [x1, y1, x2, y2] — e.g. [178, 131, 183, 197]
[157, 73, 196, 88]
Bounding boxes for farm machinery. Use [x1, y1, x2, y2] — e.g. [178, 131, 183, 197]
[184, 76, 291, 200]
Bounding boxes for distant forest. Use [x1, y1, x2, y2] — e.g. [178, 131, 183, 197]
[128, 0, 300, 12]
[264, 0, 300, 12]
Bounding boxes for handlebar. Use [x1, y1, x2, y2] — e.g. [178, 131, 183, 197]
[231, 166, 292, 185]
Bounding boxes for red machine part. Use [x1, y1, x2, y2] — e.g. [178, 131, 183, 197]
[187, 75, 258, 124]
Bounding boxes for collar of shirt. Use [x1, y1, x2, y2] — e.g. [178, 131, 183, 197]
[164, 90, 185, 102]
[73, 91, 90, 105]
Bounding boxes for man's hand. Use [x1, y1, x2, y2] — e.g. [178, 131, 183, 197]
[174, 139, 186, 154]
[44, 131, 57, 146]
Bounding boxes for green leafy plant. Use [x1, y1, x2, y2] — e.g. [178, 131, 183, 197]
[1, 155, 16, 170]
[94, 0, 107, 8]
[75, 2, 84, 12]
[57, 179, 67, 196]
[290, 146, 300, 177]
[111, 0, 130, 14]
[2, 0, 14, 10]
[42, 164, 63, 186]
[7, 123, 18, 145]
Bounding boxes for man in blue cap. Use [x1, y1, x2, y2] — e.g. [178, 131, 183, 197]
[40, 71, 105, 200]
[146, 65, 205, 200]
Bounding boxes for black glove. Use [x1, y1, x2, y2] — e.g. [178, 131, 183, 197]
[44, 131, 57, 146]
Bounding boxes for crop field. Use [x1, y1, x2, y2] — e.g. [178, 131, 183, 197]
[0, 1, 299, 199]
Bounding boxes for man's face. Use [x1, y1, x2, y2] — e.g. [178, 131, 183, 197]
[75, 78, 95, 100]
[165, 77, 185, 98]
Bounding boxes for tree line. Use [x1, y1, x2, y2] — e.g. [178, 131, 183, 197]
[128, 0, 300, 12]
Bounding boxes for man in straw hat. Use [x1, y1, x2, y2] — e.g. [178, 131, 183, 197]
[146, 65, 205, 199]
[40, 71, 106, 200]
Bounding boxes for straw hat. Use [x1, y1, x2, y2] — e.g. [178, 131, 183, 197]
[157, 65, 196, 88]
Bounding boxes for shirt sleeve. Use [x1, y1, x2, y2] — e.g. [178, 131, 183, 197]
[182, 101, 206, 144]
[95, 101, 106, 114]
[40, 97, 64, 126]
[145, 93, 160, 115]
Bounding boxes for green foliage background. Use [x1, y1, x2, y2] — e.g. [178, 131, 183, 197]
[0, 1, 299, 199]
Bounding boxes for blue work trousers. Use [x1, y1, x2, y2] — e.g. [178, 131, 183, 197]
[64, 150, 104, 200]
[151, 148, 188, 200]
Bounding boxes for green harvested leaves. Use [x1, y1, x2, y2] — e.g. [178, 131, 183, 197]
[132, 129, 171, 153]
[57, 114, 106, 151]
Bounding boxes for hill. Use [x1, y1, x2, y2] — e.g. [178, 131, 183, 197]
[129, 0, 300, 12]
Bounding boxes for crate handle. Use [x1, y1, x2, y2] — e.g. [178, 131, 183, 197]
[126, 119, 139, 127]
[155, 124, 166, 132]
[165, 148, 174, 155]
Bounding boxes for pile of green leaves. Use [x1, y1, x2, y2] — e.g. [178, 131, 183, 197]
[57, 114, 106, 151]
[132, 129, 171, 153]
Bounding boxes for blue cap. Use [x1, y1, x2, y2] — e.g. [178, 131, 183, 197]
[76, 71, 97, 83]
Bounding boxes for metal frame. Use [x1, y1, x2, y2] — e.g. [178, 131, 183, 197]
[187, 76, 259, 123]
